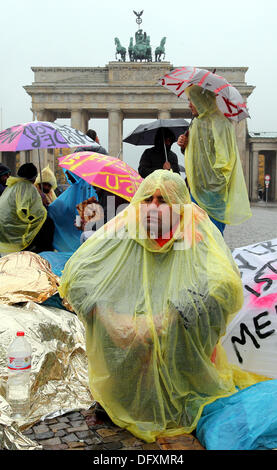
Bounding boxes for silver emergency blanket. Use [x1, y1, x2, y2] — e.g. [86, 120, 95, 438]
[0, 302, 93, 450]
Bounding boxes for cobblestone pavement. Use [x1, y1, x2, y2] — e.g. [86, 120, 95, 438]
[224, 202, 277, 252]
[22, 202, 277, 451]
[22, 407, 204, 451]
[22, 408, 162, 451]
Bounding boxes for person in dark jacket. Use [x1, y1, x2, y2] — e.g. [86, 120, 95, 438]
[0, 163, 11, 196]
[138, 128, 180, 178]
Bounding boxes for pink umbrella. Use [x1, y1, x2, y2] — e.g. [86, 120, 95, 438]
[158, 66, 250, 122]
[0, 121, 97, 192]
[58, 151, 143, 201]
[0, 121, 95, 151]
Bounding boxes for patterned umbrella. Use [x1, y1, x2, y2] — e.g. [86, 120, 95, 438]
[0, 121, 98, 192]
[0, 121, 96, 151]
[58, 151, 143, 201]
[158, 67, 250, 122]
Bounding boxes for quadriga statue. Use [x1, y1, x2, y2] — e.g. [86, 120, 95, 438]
[132, 29, 152, 62]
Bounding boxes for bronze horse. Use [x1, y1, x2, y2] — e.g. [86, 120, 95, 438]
[155, 37, 166, 62]
[114, 38, 126, 62]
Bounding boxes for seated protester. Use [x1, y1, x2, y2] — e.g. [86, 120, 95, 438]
[138, 128, 180, 178]
[0, 163, 53, 254]
[75, 129, 108, 155]
[0, 164, 11, 196]
[34, 165, 57, 207]
[59, 170, 267, 443]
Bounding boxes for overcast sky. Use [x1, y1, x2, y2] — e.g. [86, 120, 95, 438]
[1, 0, 276, 169]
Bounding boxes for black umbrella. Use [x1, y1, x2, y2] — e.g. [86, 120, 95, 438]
[123, 118, 190, 146]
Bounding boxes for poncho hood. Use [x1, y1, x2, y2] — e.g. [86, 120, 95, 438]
[186, 84, 218, 118]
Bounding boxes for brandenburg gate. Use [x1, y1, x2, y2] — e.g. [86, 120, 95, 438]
[24, 62, 252, 180]
[2, 8, 277, 201]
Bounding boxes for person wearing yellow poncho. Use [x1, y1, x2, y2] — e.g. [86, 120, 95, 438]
[35, 164, 57, 207]
[59, 170, 266, 443]
[177, 84, 252, 235]
[0, 163, 47, 254]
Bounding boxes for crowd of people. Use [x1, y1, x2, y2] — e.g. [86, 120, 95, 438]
[0, 92, 269, 446]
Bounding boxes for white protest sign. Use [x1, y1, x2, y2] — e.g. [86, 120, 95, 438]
[222, 238, 277, 378]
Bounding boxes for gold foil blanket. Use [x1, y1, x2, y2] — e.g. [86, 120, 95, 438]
[0, 252, 93, 450]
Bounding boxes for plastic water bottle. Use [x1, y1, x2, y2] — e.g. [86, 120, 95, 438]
[7, 331, 32, 418]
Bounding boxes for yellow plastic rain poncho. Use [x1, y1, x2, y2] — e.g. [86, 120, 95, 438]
[35, 165, 57, 205]
[184, 85, 252, 225]
[59, 170, 266, 443]
[0, 176, 47, 253]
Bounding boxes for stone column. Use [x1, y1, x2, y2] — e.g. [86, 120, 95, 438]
[71, 110, 83, 132]
[36, 109, 56, 122]
[70, 109, 89, 133]
[108, 109, 123, 159]
[81, 110, 89, 133]
[251, 150, 259, 202]
[158, 110, 171, 120]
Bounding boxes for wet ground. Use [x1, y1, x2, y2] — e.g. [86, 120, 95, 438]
[22, 406, 205, 451]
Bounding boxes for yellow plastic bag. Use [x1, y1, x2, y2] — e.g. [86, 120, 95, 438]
[0, 177, 46, 253]
[185, 85, 252, 225]
[59, 170, 266, 442]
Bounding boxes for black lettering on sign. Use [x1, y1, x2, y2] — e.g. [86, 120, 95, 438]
[254, 311, 275, 339]
[245, 285, 260, 297]
[234, 253, 257, 274]
[254, 259, 277, 292]
[231, 310, 275, 363]
[231, 323, 260, 363]
[243, 241, 277, 256]
[244, 258, 277, 297]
